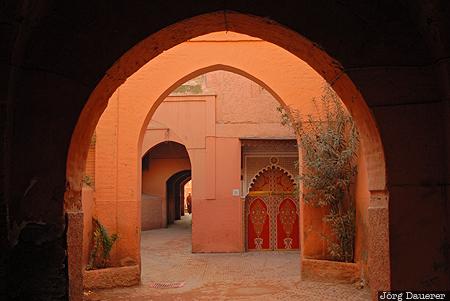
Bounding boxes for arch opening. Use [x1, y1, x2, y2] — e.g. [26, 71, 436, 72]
[67, 13, 388, 299]
[141, 141, 191, 230]
[165, 169, 192, 225]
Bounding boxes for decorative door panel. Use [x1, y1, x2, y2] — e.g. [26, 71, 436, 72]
[246, 166, 300, 251]
[247, 197, 270, 250]
[276, 197, 300, 250]
[250, 166, 295, 193]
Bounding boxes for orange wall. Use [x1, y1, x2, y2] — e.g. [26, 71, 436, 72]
[81, 187, 95, 268]
[94, 90, 138, 265]
[355, 147, 370, 277]
[84, 137, 96, 186]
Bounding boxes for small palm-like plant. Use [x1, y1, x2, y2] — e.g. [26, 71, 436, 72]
[87, 218, 119, 269]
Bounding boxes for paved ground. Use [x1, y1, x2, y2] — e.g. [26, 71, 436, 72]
[85, 215, 370, 300]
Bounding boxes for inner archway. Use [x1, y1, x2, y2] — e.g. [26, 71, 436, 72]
[134, 67, 307, 294]
[166, 170, 191, 225]
[141, 141, 191, 230]
[67, 13, 388, 300]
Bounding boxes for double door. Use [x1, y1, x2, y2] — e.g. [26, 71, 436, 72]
[246, 193, 299, 251]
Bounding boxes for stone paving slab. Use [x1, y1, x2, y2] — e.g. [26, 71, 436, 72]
[84, 215, 370, 300]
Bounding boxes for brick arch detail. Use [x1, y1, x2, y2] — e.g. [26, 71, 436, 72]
[141, 122, 188, 158]
[248, 164, 297, 192]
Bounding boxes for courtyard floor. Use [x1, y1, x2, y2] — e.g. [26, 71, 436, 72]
[84, 215, 370, 301]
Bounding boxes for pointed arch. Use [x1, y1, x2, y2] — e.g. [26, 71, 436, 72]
[248, 164, 297, 193]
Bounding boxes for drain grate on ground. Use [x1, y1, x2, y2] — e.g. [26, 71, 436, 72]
[148, 281, 185, 289]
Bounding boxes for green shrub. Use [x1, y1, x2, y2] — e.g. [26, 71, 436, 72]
[86, 218, 119, 269]
[279, 84, 359, 262]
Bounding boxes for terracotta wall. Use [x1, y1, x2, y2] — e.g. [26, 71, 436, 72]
[355, 148, 370, 279]
[206, 70, 295, 138]
[81, 187, 95, 268]
[93, 92, 138, 265]
[81, 139, 97, 267]
[84, 136, 96, 186]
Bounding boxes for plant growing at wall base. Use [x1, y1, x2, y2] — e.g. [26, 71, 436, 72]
[82, 175, 93, 187]
[86, 218, 119, 269]
[278, 84, 359, 262]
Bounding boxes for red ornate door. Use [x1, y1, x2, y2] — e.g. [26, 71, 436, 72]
[247, 197, 270, 250]
[246, 166, 300, 251]
[276, 197, 300, 249]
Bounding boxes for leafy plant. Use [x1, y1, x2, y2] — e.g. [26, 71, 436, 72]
[87, 218, 119, 269]
[279, 84, 359, 262]
[82, 175, 93, 187]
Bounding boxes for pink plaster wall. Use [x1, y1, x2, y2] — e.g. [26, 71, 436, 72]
[192, 137, 242, 252]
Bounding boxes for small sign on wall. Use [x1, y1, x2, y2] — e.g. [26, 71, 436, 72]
[232, 189, 240, 196]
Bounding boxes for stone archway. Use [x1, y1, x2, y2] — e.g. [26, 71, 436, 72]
[66, 13, 388, 299]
